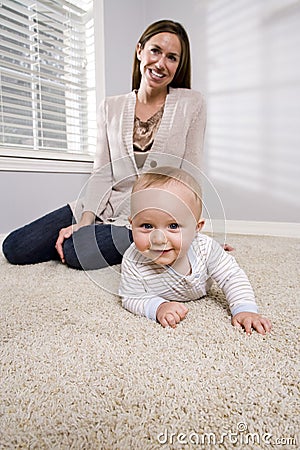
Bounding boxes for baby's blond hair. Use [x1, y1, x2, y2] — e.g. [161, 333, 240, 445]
[132, 166, 202, 218]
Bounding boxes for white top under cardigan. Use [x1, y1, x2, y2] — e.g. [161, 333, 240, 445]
[119, 233, 258, 321]
[72, 88, 206, 225]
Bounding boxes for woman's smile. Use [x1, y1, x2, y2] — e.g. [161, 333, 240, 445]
[148, 68, 165, 79]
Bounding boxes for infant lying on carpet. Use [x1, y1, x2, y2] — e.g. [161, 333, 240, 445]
[119, 166, 272, 335]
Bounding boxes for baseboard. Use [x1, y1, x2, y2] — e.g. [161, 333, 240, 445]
[203, 220, 300, 238]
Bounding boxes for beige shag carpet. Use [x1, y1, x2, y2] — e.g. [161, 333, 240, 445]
[0, 234, 299, 450]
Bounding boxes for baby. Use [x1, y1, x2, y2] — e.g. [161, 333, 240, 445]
[119, 166, 271, 335]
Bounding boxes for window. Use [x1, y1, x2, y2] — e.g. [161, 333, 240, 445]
[0, 0, 103, 172]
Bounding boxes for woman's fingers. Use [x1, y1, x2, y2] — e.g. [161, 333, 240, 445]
[55, 226, 74, 262]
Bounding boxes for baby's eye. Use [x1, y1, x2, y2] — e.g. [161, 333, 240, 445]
[141, 223, 153, 229]
[169, 223, 180, 230]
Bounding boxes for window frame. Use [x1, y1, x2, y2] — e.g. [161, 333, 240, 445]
[0, 0, 105, 174]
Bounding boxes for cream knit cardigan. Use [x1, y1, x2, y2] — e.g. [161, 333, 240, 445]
[73, 87, 206, 225]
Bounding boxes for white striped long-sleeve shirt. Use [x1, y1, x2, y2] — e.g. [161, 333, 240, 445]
[119, 233, 258, 321]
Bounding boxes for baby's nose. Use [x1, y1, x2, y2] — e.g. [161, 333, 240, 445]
[150, 229, 166, 246]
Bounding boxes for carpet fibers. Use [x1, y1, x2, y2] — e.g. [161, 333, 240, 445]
[0, 234, 299, 449]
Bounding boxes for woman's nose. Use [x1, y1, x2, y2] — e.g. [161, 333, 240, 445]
[150, 229, 166, 246]
[155, 56, 166, 70]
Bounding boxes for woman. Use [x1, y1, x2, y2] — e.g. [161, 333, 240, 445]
[2, 19, 207, 270]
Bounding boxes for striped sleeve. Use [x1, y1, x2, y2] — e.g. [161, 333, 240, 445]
[119, 245, 168, 320]
[205, 238, 258, 316]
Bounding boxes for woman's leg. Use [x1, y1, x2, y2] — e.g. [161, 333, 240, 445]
[63, 224, 133, 270]
[2, 205, 73, 265]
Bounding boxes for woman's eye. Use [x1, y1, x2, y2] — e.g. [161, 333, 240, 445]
[150, 48, 159, 54]
[169, 223, 179, 230]
[168, 55, 177, 62]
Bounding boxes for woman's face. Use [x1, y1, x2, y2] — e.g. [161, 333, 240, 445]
[137, 32, 181, 91]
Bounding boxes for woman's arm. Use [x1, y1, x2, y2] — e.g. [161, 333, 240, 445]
[82, 99, 113, 217]
[182, 93, 207, 170]
[55, 99, 113, 262]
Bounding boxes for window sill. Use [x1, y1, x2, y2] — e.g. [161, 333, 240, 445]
[0, 150, 94, 173]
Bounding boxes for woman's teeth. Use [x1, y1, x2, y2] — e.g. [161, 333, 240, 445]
[150, 69, 164, 78]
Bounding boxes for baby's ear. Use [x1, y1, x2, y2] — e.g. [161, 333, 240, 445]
[196, 219, 205, 231]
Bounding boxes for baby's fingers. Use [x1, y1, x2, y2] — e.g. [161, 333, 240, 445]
[231, 315, 242, 330]
[177, 304, 188, 320]
[159, 317, 170, 328]
[166, 312, 181, 328]
[158, 312, 178, 328]
[253, 317, 272, 335]
[232, 315, 272, 336]
[232, 315, 254, 335]
[242, 317, 253, 335]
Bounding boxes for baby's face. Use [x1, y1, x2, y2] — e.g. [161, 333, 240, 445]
[130, 182, 204, 268]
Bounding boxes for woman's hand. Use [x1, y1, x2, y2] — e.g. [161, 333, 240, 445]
[55, 224, 80, 263]
[55, 211, 96, 263]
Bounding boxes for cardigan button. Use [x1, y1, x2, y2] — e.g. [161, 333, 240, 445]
[150, 160, 157, 168]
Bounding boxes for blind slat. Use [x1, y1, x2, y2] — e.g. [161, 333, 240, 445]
[3, 111, 88, 126]
[1, 65, 88, 91]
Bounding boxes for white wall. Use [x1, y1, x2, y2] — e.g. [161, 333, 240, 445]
[203, 0, 300, 223]
[1, 0, 299, 234]
[0, 172, 89, 233]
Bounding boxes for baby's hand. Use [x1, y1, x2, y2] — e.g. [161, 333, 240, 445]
[232, 312, 272, 335]
[156, 302, 188, 328]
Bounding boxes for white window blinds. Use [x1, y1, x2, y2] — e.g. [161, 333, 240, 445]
[0, 0, 97, 158]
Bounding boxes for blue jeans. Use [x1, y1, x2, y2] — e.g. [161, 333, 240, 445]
[2, 205, 133, 270]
